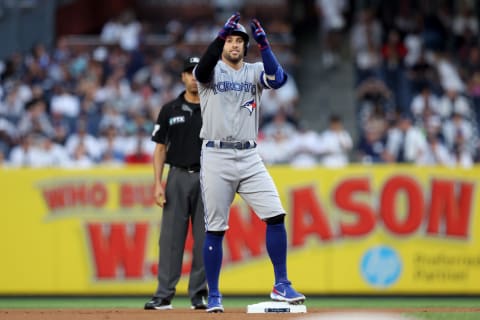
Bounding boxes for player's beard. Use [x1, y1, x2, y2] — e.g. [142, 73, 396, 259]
[223, 50, 243, 65]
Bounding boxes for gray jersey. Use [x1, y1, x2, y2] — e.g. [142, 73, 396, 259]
[197, 60, 264, 141]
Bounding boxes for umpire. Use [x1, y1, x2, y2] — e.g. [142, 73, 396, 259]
[145, 56, 207, 310]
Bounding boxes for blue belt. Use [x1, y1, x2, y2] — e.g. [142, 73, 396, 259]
[205, 140, 257, 150]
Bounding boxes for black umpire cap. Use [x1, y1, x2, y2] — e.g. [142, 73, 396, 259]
[183, 56, 200, 72]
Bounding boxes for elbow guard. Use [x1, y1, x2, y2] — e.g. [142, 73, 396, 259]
[261, 67, 288, 89]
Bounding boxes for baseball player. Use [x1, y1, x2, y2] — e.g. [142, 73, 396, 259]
[193, 13, 305, 313]
[145, 57, 208, 310]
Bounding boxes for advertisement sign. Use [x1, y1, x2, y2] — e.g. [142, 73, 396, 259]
[1, 165, 479, 295]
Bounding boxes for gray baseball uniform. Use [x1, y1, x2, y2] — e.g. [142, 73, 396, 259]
[197, 60, 286, 232]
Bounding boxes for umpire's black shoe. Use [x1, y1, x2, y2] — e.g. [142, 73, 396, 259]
[144, 297, 172, 310]
[191, 298, 207, 310]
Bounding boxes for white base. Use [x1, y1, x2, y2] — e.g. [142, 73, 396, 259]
[246, 301, 307, 313]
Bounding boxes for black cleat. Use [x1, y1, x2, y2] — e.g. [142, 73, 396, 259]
[144, 297, 172, 310]
[191, 293, 208, 309]
[191, 302, 208, 310]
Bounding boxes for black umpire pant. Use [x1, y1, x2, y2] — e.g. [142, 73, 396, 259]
[154, 166, 207, 304]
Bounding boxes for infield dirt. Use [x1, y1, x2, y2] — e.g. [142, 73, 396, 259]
[2, 307, 480, 320]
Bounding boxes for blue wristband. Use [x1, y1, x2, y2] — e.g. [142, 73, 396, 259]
[261, 46, 280, 76]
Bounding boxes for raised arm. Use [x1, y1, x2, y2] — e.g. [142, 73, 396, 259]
[194, 13, 240, 83]
[250, 18, 287, 89]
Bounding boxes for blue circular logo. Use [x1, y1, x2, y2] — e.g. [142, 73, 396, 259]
[360, 246, 402, 288]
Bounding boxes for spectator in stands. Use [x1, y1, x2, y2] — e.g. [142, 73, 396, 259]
[36, 135, 71, 167]
[433, 52, 465, 95]
[96, 68, 132, 113]
[50, 84, 81, 120]
[263, 17, 295, 46]
[65, 119, 101, 162]
[260, 73, 299, 127]
[52, 36, 72, 63]
[318, 114, 353, 167]
[451, 5, 478, 54]
[409, 84, 440, 123]
[125, 126, 155, 157]
[0, 118, 16, 157]
[437, 87, 472, 119]
[30, 43, 51, 71]
[460, 47, 480, 82]
[100, 15, 122, 44]
[147, 60, 172, 93]
[288, 125, 324, 168]
[50, 110, 72, 145]
[2, 52, 25, 81]
[421, 9, 449, 52]
[442, 112, 475, 156]
[98, 125, 125, 164]
[257, 131, 295, 166]
[124, 134, 152, 165]
[467, 69, 480, 127]
[355, 77, 393, 131]
[380, 28, 409, 111]
[383, 114, 428, 164]
[258, 112, 298, 165]
[381, 29, 407, 68]
[24, 51, 48, 86]
[261, 110, 298, 141]
[125, 111, 154, 145]
[17, 98, 55, 138]
[356, 77, 393, 105]
[402, 15, 424, 68]
[100, 10, 142, 52]
[0, 81, 31, 124]
[350, 8, 383, 84]
[126, 80, 157, 116]
[269, 45, 298, 76]
[184, 21, 217, 44]
[452, 140, 474, 168]
[68, 49, 89, 82]
[69, 141, 95, 168]
[98, 103, 126, 134]
[356, 126, 386, 164]
[350, 8, 382, 58]
[406, 49, 440, 95]
[8, 133, 42, 167]
[77, 93, 102, 136]
[99, 147, 125, 166]
[164, 19, 185, 42]
[467, 69, 480, 97]
[424, 114, 443, 138]
[315, 0, 348, 69]
[421, 119, 452, 166]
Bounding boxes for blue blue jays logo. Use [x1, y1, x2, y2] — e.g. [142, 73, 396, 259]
[240, 99, 257, 115]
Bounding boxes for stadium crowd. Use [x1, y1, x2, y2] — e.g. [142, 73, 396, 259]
[352, 1, 480, 168]
[0, 1, 479, 168]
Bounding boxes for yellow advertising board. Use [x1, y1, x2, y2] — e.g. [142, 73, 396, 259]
[0, 165, 479, 295]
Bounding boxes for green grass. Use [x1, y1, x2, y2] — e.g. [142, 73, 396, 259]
[0, 296, 478, 308]
[0, 296, 478, 320]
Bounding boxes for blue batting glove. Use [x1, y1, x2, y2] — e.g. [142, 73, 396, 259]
[250, 18, 269, 50]
[218, 12, 241, 40]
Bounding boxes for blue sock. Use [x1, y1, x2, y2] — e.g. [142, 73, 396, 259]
[266, 222, 288, 284]
[203, 232, 224, 297]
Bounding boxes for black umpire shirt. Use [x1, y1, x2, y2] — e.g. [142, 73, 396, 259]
[151, 91, 202, 170]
